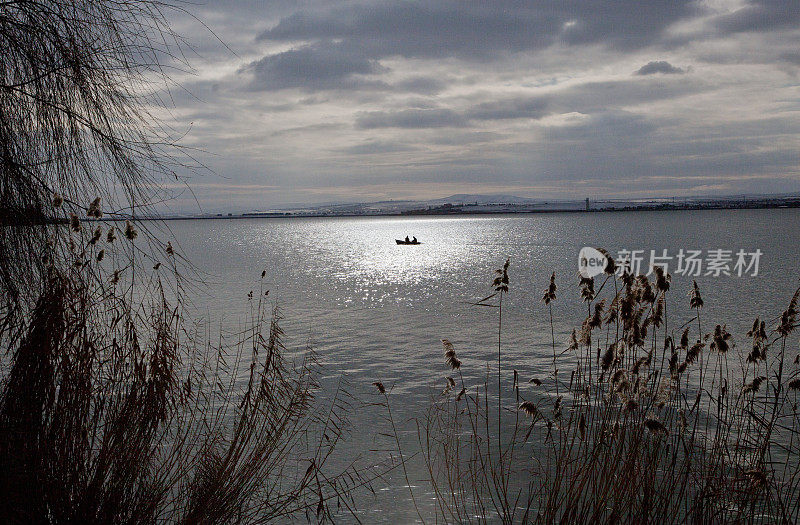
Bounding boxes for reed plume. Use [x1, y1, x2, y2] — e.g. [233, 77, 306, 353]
[519, 401, 538, 418]
[395, 250, 800, 523]
[644, 418, 667, 436]
[87, 197, 102, 218]
[543, 272, 557, 304]
[442, 339, 461, 370]
[124, 220, 137, 241]
[689, 280, 704, 309]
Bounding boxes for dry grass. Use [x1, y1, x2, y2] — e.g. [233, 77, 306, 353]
[396, 256, 800, 524]
[0, 267, 369, 523]
[0, 2, 389, 522]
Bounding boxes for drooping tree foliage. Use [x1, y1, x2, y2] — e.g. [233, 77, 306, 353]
[0, 4, 366, 522]
[0, 0, 186, 302]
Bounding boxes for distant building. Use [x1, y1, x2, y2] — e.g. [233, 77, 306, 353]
[585, 198, 590, 211]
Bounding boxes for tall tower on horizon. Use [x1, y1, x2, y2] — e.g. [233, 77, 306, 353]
[585, 198, 590, 211]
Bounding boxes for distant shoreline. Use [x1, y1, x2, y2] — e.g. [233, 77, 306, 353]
[118, 196, 800, 221]
[20, 195, 798, 225]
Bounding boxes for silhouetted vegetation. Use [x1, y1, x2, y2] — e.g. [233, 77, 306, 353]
[0, 272, 366, 522]
[0, 2, 367, 522]
[380, 259, 800, 523]
[4, 2, 800, 523]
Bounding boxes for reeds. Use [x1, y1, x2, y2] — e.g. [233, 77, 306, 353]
[0, 2, 378, 521]
[0, 269, 369, 522]
[403, 254, 800, 523]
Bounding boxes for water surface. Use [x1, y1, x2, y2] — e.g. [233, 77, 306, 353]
[165, 209, 800, 522]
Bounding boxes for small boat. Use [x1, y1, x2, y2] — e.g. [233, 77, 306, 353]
[396, 239, 421, 245]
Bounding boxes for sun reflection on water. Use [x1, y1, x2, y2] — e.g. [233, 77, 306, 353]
[308, 218, 479, 281]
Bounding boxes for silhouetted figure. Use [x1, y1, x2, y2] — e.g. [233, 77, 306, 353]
[405, 236, 410, 243]
[412, 236, 417, 243]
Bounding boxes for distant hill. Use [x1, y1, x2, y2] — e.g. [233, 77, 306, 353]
[425, 194, 545, 205]
[186, 191, 800, 219]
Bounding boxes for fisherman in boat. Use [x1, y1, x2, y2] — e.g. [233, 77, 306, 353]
[405, 236, 410, 243]
[412, 236, 417, 243]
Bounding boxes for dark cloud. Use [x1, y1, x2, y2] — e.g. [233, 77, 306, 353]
[779, 51, 800, 65]
[635, 60, 685, 75]
[392, 76, 446, 95]
[257, 1, 697, 61]
[465, 97, 550, 120]
[356, 108, 467, 128]
[546, 111, 656, 142]
[349, 74, 701, 129]
[342, 141, 418, 154]
[271, 123, 346, 137]
[356, 97, 550, 129]
[715, 0, 800, 34]
[153, 1, 800, 210]
[429, 131, 502, 145]
[452, 78, 697, 123]
[652, 148, 800, 179]
[554, 78, 702, 113]
[556, 1, 702, 49]
[353, 73, 701, 130]
[243, 44, 449, 93]
[245, 1, 704, 94]
[527, 112, 799, 187]
[245, 44, 387, 91]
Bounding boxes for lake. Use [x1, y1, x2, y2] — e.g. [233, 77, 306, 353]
[163, 208, 799, 522]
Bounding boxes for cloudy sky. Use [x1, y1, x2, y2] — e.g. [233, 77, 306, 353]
[156, 0, 800, 212]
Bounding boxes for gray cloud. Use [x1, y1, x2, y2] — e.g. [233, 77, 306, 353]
[353, 75, 699, 130]
[341, 141, 418, 155]
[555, 77, 703, 113]
[151, 1, 800, 211]
[245, 44, 387, 91]
[715, 0, 800, 34]
[242, 1, 707, 95]
[356, 108, 467, 128]
[779, 51, 800, 65]
[392, 76, 446, 95]
[462, 76, 703, 119]
[429, 131, 502, 145]
[244, 45, 450, 93]
[465, 97, 550, 121]
[546, 111, 657, 142]
[355, 97, 552, 129]
[258, 1, 698, 61]
[635, 60, 685, 75]
[271, 122, 346, 137]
